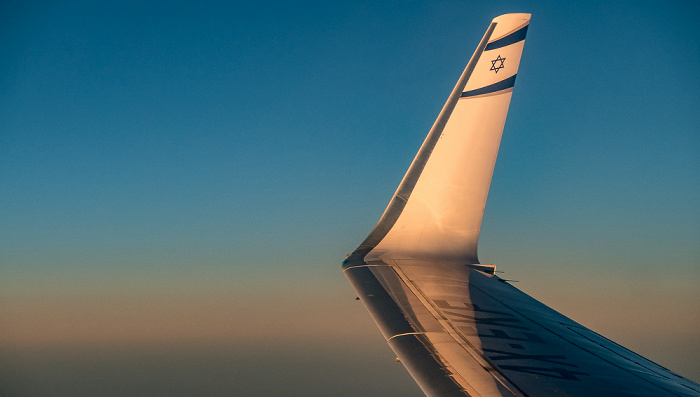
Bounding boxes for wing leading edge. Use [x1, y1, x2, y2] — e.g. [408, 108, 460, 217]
[342, 14, 700, 397]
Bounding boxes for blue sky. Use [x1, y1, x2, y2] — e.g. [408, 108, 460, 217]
[1, 1, 699, 395]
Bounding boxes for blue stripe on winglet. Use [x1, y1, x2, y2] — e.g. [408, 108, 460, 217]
[461, 74, 517, 98]
[485, 25, 528, 51]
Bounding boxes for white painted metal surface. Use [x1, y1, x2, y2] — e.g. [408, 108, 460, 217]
[343, 13, 700, 397]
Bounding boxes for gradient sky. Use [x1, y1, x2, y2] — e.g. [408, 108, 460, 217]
[1, 1, 699, 395]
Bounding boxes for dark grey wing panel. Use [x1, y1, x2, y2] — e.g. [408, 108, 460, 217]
[342, 259, 700, 397]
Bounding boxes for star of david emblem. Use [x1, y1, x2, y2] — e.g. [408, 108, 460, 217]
[490, 55, 506, 73]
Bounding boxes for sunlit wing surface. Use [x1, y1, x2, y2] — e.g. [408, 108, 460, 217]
[342, 14, 700, 397]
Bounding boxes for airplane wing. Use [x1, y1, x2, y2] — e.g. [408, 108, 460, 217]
[341, 14, 700, 397]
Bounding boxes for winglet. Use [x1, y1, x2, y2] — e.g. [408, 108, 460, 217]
[350, 14, 530, 266]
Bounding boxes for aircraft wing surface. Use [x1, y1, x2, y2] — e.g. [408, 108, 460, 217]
[341, 14, 700, 397]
